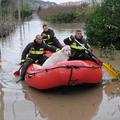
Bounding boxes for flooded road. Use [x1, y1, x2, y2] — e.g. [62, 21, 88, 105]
[0, 14, 120, 120]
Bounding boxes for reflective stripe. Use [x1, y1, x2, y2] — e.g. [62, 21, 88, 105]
[29, 50, 44, 54]
[48, 42, 53, 45]
[21, 59, 25, 62]
[43, 35, 50, 41]
[70, 44, 85, 50]
[69, 37, 72, 41]
[43, 38, 48, 41]
[48, 35, 50, 39]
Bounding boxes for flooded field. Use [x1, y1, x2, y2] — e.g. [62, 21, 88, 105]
[0, 14, 120, 120]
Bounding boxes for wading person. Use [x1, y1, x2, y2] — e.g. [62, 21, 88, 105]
[64, 30, 98, 62]
[41, 24, 63, 49]
[19, 35, 57, 81]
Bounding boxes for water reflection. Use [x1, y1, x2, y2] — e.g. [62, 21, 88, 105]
[1, 88, 44, 120]
[92, 82, 120, 120]
[28, 86, 103, 120]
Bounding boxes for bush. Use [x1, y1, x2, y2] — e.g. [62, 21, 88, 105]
[50, 12, 76, 23]
[38, 3, 90, 23]
[0, 0, 17, 37]
[14, 4, 33, 19]
[85, 0, 120, 49]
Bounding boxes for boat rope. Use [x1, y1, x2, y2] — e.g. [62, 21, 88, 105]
[26, 65, 101, 76]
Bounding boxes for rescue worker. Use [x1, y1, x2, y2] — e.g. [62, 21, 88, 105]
[41, 24, 63, 49]
[19, 35, 57, 81]
[64, 30, 95, 61]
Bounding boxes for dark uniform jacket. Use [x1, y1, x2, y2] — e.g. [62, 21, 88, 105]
[41, 29, 63, 49]
[64, 35, 91, 60]
[21, 40, 56, 61]
[64, 35, 90, 50]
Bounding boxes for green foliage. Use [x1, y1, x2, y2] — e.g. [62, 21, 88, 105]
[38, 3, 91, 23]
[0, 0, 15, 18]
[100, 43, 116, 59]
[74, 10, 86, 22]
[0, 0, 17, 37]
[0, 1, 32, 37]
[50, 12, 76, 23]
[14, 4, 33, 19]
[85, 0, 120, 49]
[1, 0, 10, 7]
[46, 8, 89, 23]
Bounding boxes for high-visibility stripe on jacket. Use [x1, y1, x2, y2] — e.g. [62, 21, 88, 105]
[21, 40, 57, 61]
[41, 29, 63, 49]
[29, 50, 44, 55]
[70, 44, 85, 50]
[64, 35, 90, 50]
[68, 36, 85, 50]
[43, 35, 51, 41]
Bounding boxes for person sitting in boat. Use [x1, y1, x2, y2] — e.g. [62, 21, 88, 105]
[19, 35, 58, 81]
[41, 24, 63, 49]
[63, 30, 95, 61]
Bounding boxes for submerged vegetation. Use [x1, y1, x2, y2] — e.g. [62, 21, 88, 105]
[14, 4, 33, 19]
[0, 0, 33, 38]
[0, 0, 16, 37]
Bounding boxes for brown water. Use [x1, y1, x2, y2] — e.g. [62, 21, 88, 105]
[0, 14, 120, 120]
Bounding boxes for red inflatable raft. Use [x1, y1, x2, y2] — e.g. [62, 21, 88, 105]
[25, 60, 102, 90]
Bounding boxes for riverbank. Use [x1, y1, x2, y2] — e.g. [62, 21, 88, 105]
[37, 3, 92, 23]
[0, 20, 17, 37]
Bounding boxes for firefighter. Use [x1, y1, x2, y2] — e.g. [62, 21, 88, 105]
[41, 24, 63, 49]
[64, 30, 93, 60]
[19, 35, 57, 81]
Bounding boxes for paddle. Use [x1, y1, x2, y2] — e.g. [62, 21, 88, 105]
[74, 38, 120, 79]
[14, 65, 22, 76]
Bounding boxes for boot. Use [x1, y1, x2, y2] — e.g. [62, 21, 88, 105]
[19, 76, 25, 81]
[16, 76, 25, 83]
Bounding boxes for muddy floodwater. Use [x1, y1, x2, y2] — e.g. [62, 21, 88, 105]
[0, 14, 120, 120]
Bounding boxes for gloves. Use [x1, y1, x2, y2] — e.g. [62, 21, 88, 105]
[19, 59, 25, 65]
[56, 48, 60, 52]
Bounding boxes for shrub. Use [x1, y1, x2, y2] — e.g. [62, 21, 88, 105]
[85, 0, 120, 49]
[50, 12, 76, 23]
[14, 4, 33, 19]
[38, 3, 90, 23]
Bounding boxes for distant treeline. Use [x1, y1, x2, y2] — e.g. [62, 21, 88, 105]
[38, 3, 92, 23]
[38, 0, 120, 50]
[0, 0, 33, 38]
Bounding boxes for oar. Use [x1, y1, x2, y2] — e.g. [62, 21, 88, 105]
[103, 63, 120, 79]
[14, 65, 22, 76]
[74, 38, 120, 79]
